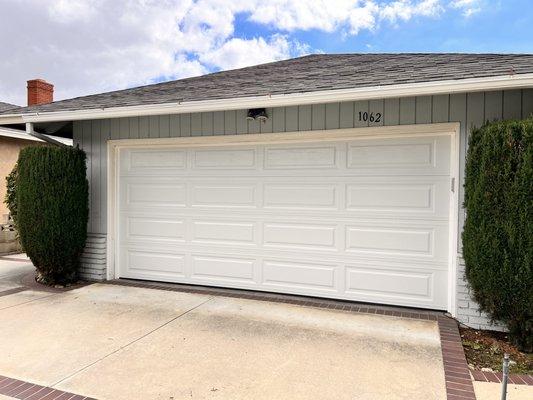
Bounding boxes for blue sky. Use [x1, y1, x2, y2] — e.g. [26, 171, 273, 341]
[1, 0, 532, 105]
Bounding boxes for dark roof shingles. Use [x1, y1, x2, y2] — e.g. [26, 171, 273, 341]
[0, 101, 20, 112]
[3, 53, 533, 115]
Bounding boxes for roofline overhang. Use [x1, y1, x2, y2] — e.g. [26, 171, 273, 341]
[1, 73, 532, 124]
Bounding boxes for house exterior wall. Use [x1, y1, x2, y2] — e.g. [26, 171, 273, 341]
[0, 136, 43, 222]
[73, 89, 533, 330]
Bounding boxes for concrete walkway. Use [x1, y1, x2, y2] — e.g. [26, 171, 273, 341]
[0, 273, 447, 400]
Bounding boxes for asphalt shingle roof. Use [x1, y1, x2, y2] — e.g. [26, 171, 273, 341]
[2, 53, 533, 115]
[0, 101, 20, 113]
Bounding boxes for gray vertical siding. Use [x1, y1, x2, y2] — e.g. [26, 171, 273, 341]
[74, 89, 533, 240]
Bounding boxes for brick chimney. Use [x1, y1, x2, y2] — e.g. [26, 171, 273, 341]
[27, 79, 54, 106]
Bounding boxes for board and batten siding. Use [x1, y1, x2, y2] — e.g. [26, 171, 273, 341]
[74, 89, 533, 329]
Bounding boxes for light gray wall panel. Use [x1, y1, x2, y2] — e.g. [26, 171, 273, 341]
[523, 89, 533, 117]
[339, 102, 354, 128]
[169, 114, 180, 137]
[415, 96, 432, 124]
[201, 112, 213, 136]
[191, 113, 202, 136]
[353, 100, 369, 127]
[399, 97, 416, 125]
[384, 98, 399, 126]
[260, 108, 273, 133]
[312, 104, 325, 130]
[75, 90, 529, 238]
[159, 115, 170, 138]
[432, 95, 449, 123]
[180, 113, 191, 136]
[224, 110, 236, 135]
[484, 91, 503, 122]
[248, 117, 261, 134]
[369, 99, 384, 127]
[325, 103, 340, 129]
[285, 106, 298, 132]
[298, 105, 312, 131]
[503, 90, 522, 119]
[272, 107, 285, 132]
[236, 109, 248, 134]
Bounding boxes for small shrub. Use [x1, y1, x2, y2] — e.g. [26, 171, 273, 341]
[463, 118, 532, 351]
[4, 164, 18, 227]
[17, 146, 88, 284]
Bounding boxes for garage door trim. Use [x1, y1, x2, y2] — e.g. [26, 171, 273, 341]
[106, 122, 460, 314]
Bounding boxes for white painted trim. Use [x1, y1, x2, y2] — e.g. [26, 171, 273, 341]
[106, 122, 461, 313]
[0, 126, 42, 142]
[4, 73, 533, 124]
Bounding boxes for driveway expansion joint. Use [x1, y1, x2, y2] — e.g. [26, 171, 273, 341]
[49, 296, 214, 388]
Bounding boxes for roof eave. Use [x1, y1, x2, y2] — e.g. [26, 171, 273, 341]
[2, 73, 532, 124]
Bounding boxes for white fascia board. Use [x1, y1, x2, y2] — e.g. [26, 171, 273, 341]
[0, 126, 43, 142]
[1, 73, 533, 124]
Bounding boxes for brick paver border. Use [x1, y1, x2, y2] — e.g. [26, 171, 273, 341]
[0, 375, 95, 400]
[470, 370, 533, 386]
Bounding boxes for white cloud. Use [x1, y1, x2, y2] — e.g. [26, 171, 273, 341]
[0, 0, 467, 106]
[449, 0, 482, 17]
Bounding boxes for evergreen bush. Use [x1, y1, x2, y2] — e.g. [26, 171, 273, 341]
[16, 146, 88, 284]
[463, 118, 532, 351]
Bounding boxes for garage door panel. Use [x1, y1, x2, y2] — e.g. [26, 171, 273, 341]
[262, 260, 338, 292]
[191, 183, 256, 207]
[264, 144, 339, 169]
[345, 222, 449, 262]
[192, 220, 256, 244]
[263, 223, 337, 250]
[125, 182, 187, 207]
[191, 256, 256, 283]
[263, 183, 338, 209]
[123, 148, 187, 173]
[347, 135, 450, 174]
[117, 131, 453, 309]
[192, 148, 257, 169]
[125, 217, 186, 242]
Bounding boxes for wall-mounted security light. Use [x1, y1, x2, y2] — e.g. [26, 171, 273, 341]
[246, 108, 268, 123]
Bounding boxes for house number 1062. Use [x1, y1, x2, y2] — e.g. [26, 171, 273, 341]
[358, 112, 381, 123]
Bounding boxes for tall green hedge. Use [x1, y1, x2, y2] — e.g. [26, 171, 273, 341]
[463, 118, 532, 351]
[17, 146, 88, 284]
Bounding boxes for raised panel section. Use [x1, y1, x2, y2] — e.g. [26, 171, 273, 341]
[127, 183, 186, 206]
[128, 149, 186, 170]
[347, 184, 432, 211]
[263, 261, 336, 291]
[346, 226, 433, 256]
[193, 221, 255, 244]
[193, 148, 256, 169]
[192, 184, 255, 207]
[264, 145, 337, 169]
[345, 267, 432, 298]
[264, 184, 337, 209]
[348, 143, 433, 168]
[128, 217, 185, 241]
[192, 256, 255, 282]
[127, 251, 185, 275]
[264, 223, 336, 249]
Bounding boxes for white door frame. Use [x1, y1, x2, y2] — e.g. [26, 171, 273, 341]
[106, 122, 460, 315]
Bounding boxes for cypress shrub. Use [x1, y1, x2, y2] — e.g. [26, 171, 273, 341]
[463, 118, 532, 351]
[4, 164, 18, 227]
[17, 146, 88, 284]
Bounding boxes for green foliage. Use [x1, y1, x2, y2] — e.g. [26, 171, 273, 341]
[463, 118, 532, 351]
[17, 146, 88, 284]
[4, 164, 18, 227]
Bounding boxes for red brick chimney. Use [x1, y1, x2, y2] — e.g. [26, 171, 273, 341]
[27, 79, 54, 106]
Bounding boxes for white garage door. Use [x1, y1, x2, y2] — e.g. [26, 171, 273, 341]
[116, 130, 452, 309]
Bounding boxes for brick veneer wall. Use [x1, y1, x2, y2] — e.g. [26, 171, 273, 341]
[79, 233, 106, 281]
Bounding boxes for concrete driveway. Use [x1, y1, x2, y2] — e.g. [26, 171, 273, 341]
[0, 258, 446, 400]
